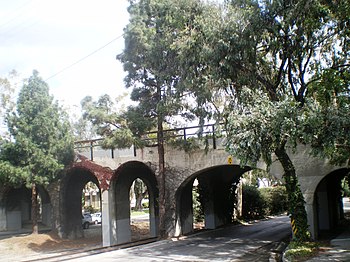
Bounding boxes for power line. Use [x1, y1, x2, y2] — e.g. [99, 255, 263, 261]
[45, 33, 124, 81]
[0, 0, 35, 29]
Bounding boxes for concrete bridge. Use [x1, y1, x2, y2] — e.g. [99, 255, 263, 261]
[0, 124, 348, 246]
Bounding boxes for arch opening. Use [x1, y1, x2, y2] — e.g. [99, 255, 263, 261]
[0, 185, 52, 232]
[61, 168, 102, 243]
[175, 165, 250, 236]
[113, 161, 159, 244]
[175, 165, 287, 236]
[130, 178, 150, 241]
[314, 168, 350, 239]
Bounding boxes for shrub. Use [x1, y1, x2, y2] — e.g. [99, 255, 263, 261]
[260, 186, 288, 215]
[242, 184, 266, 219]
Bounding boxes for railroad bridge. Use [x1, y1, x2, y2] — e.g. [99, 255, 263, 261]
[0, 125, 348, 246]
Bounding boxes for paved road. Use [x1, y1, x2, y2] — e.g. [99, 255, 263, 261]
[68, 215, 291, 262]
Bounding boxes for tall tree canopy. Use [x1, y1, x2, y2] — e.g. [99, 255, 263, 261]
[80, 94, 135, 149]
[118, 0, 202, 236]
[0, 70, 75, 233]
[119, 0, 349, 240]
[172, 0, 349, 240]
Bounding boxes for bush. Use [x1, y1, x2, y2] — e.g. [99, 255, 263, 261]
[260, 186, 288, 215]
[284, 241, 319, 261]
[242, 184, 266, 219]
[241, 185, 288, 220]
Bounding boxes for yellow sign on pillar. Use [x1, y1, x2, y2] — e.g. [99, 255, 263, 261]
[228, 156, 233, 165]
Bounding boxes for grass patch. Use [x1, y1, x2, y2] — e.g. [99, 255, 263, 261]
[284, 240, 319, 261]
[131, 209, 149, 217]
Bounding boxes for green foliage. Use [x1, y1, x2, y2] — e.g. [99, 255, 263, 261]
[242, 184, 266, 219]
[0, 70, 74, 186]
[142, 201, 149, 209]
[342, 176, 350, 197]
[226, 89, 301, 167]
[118, 0, 200, 133]
[241, 185, 288, 220]
[169, 137, 200, 153]
[192, 186, 204, 223]
[260, 186, 288, 215]
[170, 0, 350, 240]
[284, 240, 319, 261]
[81, 94, 135, 149]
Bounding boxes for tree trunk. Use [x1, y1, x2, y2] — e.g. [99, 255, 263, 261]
[157, 85, 166, 238]
[134, 179, 144, 211]
[31, 182, 39, 234]
[158, 125, 166, 237]
[275, 144, 310, 241]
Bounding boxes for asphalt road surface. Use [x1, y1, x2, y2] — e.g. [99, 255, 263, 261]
[67, 215, 291, 262]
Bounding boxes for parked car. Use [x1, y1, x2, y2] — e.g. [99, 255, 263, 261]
[91, 212, 102, 224]
[82, 213, 92, 229]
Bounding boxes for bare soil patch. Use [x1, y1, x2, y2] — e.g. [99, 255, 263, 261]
[0, 221, 150, 259]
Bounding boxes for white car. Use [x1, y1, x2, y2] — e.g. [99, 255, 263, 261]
[91, 212, 102, 224]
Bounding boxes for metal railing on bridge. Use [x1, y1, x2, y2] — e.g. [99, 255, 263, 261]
[74, 123, 224, 161]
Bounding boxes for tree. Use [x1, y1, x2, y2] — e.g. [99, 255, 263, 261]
[172, 0, 349, 240]
[118, 0, 200, 237]
[0, 70, 74, 234]
[80, 94, 135, 149]
[0, 70, 19, 138]
[132, 178, 148, 211]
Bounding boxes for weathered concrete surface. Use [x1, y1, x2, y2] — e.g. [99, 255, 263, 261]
[88, 143, 347, 240]
[0, 141, 347, 242]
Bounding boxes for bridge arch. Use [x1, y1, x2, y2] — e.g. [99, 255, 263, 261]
[60, 163, 105, 239]
[175, 164, 251, 236]
[313, 167, 350, 239]
[0, 185, 52, 232]
[111, 160, 159, 244]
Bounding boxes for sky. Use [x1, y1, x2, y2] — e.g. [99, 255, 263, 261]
[0, 0, 130, 112]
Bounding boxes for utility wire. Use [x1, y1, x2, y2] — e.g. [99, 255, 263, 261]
[0, 0, 35, 29]
[45, 33, 124, 81]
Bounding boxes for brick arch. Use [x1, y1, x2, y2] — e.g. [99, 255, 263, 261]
[71, 155, 114, 191]
[59, 158, 113, 239]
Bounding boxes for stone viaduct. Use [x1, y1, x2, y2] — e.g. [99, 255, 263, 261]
[0, 125, 348, 247]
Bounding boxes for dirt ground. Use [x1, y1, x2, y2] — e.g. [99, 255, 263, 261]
[0, 222, 150, 259]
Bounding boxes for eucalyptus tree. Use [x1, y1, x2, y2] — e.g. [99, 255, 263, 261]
[80, 94, 135, 149]
[118, 0, 201, 236]
[173, 0, 349, 240]
[0, 70, 74, 234]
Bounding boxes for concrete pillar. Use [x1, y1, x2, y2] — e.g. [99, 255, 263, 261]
[181, 183, 194, 235]
[7, 211, 21, 230]
[0, 206, 6, 231]
[149, 193, 158, 237]
[41, 203, 52, 227]
[317, 191, 330, 230]
[303, 192, 318, 240]
[204, 198, 217, 229]
[102, 190, 117, 247]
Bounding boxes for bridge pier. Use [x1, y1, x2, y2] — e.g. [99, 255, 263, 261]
[102, 190, 117, 247]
